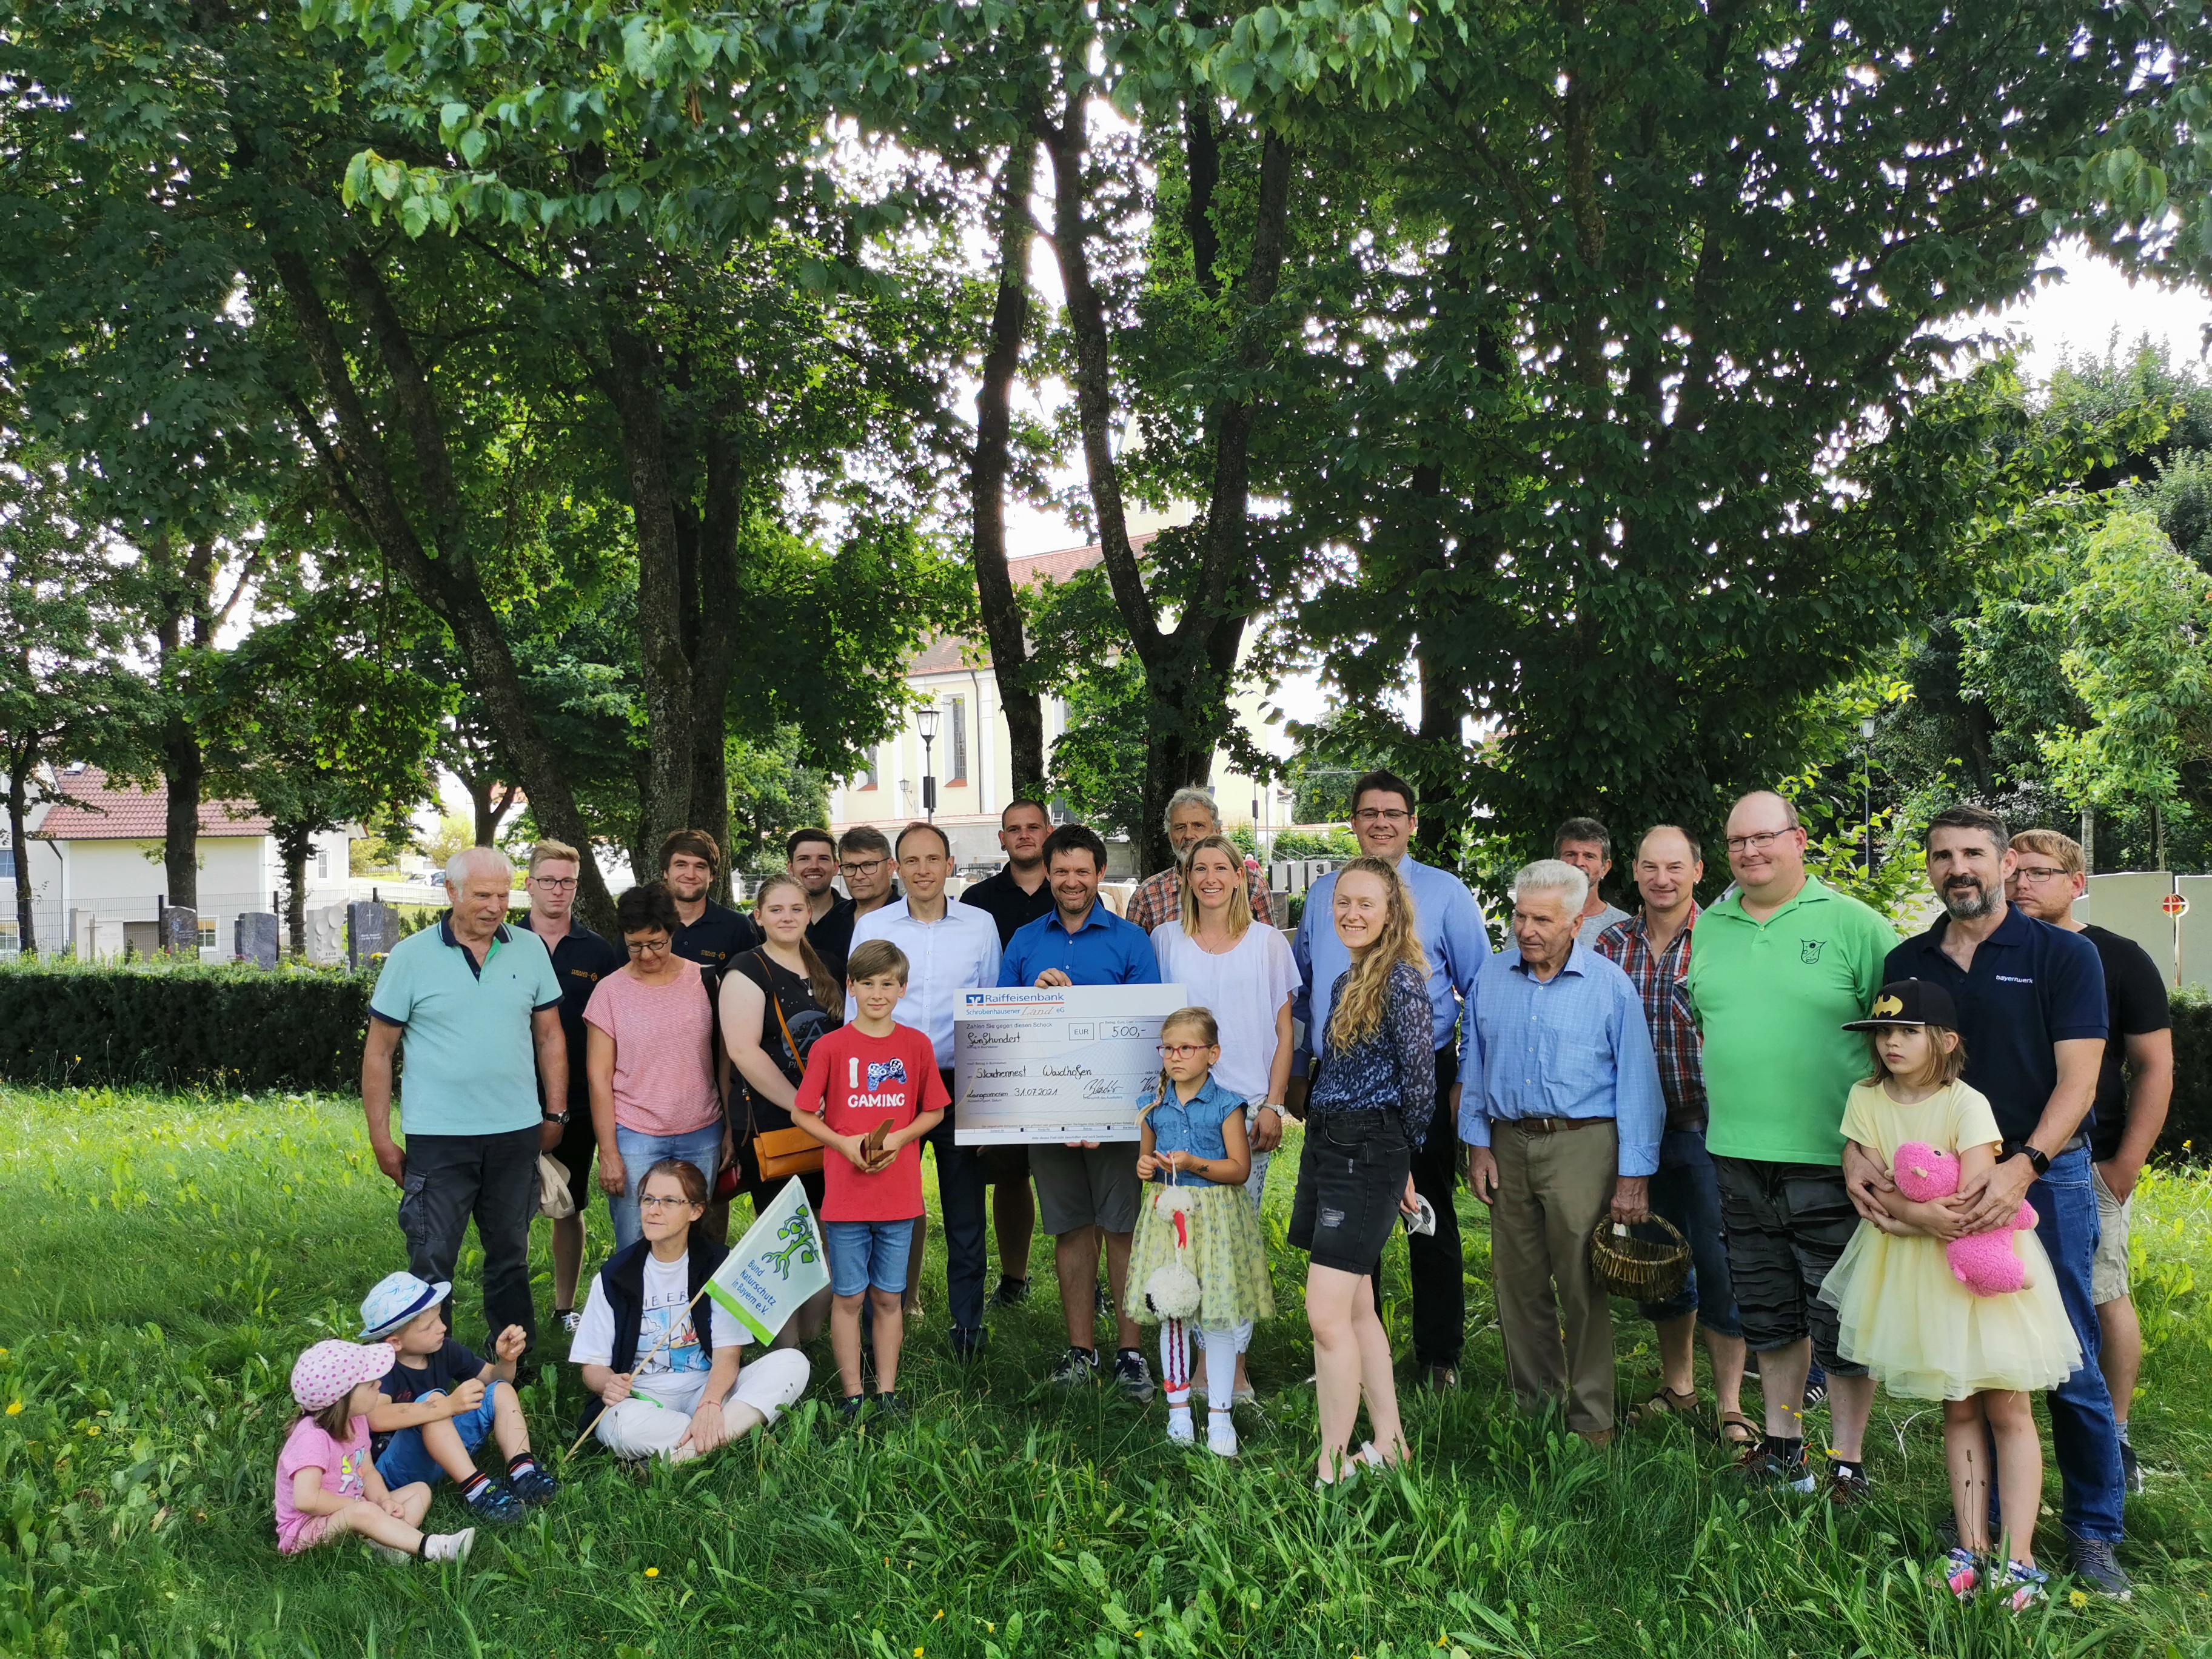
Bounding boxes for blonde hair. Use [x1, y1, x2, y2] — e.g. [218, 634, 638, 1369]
[1138, 1007, 1219, 1130]
[2009, 828, 2085, 876]
[1176, 835, 1254, 939]
[1862, 1025, 1970, 1090]
[528, 839, 580, 874]
[748, 871, 842, 1013]
[1326, 857, 1430, 1050]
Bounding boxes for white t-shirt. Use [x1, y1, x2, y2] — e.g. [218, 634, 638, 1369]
[568, 1250, 742, 1413]
[1150, 922, 1301, 1104]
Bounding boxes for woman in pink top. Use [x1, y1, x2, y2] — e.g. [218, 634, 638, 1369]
[586, 882, 726, 1250]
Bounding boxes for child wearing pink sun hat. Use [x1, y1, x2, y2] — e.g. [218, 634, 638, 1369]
[276, 1339, 475, 1565]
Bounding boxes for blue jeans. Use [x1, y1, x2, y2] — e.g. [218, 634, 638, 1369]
[373, 1383, 499, 1489]
[825, 1219, 917, 1296]
[1640, 1128, 1743, 1339]
[2025, 1145, 2125, 1543]
[609, 1122, 725, 1251]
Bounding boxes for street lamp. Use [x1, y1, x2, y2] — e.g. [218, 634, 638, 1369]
[916, 705, 940, 824]
[1859, 716, 1878, 876]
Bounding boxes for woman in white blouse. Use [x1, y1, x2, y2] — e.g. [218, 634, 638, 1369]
[1150, 834, 1299, 1404]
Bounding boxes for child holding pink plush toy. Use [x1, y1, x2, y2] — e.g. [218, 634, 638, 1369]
[1821, 979, 2080, 1609]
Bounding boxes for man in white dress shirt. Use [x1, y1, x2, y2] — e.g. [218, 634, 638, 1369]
[846, 822, 1004, 1359]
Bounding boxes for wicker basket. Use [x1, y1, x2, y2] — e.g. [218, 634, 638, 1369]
[1589, 1213, 1691, 1302]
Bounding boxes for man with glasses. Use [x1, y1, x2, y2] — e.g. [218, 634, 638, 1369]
[1291, 769, 1490, 1393]
[2002, 829, 2170, 1498]
[961, 800, 1058, 947]
[846, 822, 1004, 1359]
[1124, 787, 1276, 934]
[660, 828, 762, 1000]
[787, 828, 854, 980]
[1865, 807, 2127, 1597]
[521, 840, 623, 1333]
[1684, 791, 1892, 1503]
[1555, 817, 1633, 947]
[837, 827, 900, 928]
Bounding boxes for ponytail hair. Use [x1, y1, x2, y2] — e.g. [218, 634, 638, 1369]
[749, 871, 843, 1013]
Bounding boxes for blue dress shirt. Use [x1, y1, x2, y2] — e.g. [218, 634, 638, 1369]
[1142, 1073, 1243, 1185]
[1293, 857, 1490, 1067]
[999, 900, 1163, 988]
[1456, 942, 1665, 1178]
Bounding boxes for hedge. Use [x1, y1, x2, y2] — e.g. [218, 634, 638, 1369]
[2168, 989, 2210, 1159]
[0, 959, 375, 1094]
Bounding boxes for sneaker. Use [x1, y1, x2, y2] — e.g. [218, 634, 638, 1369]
[1739, 1448, 1816, 1494]
[422, 1528, 475, 1564]
[873, 1390, 909, 1423]
[558, 1309, 582, 1336]
[2119, 1439, 2143, 1495]
[1113, 1349, 1156, 1404]
[1421, 1364, 1459, 1394]
[1166, 1407, 1195, 1444]
[369, 1541, 414, 1564]
[950, 1325, 986, 1361]
[1943, 1547, 1982, 1600]
[1825, 1466, 1872, 1509]
[1050, 1347, 1100, 1387]
[1207, 1412, 1239, 1459]
[1802, 1376, 1829, 1411]
[1994, 1560, 2049, 1610]
[839, 1394, 866, 1425]
[463, 1480, 527, 1526]
[2065, 1538, 2133, 1601]
[506, 1464, 560, 1506]
[991, 1275, 1031, 1308]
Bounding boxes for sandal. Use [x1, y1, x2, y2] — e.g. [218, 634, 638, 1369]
[1627, 1386, 1701, 1428]
[1718, 1411, 1758, 1450]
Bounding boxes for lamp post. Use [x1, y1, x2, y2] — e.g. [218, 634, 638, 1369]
[916, 705, 940, 825]
[1859, 715, 1878, 876]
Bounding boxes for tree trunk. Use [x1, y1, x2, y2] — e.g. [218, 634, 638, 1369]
[278, 823, 312, 956]
[459, 768, 521, 848]
[269, 241, 618, 933]
[5, 745, 35, 956]
[685, 423, 746, 902]
[971, 130, 1047, 799]
[161, 719, 203, 913]
[1409, 463, 1461, 869]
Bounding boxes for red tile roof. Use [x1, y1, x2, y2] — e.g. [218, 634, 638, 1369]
[909, 537, 1141, 675]
[33, 768, 274, 840]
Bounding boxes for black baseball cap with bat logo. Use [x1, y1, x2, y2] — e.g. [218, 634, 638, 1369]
[1842, 978, 1960, 1031]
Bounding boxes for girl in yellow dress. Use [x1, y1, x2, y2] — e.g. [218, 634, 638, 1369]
[1821, 979, 2080, 1607]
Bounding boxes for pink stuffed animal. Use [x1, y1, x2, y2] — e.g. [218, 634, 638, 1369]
[1892, 1142, 2039, 1296]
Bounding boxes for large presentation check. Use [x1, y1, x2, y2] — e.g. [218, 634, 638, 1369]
[952, 984, 1190, 1145]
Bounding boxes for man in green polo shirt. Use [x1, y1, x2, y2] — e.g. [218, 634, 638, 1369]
[1686, 790, 1892, 1504]
[363, 847, 567, 1348]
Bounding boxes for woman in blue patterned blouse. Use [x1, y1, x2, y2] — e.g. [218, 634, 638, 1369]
[1289, 856, 1433, 1486]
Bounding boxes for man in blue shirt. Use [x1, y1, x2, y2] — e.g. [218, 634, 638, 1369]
[1460, 861, 1664, 1444]
[1860, 804, 2126, 1597]
[1293, 769, 1491, 1390]
[999, 824, 1161, 1401]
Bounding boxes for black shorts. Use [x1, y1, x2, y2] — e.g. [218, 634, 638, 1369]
[551, 1112, 598, 1216]
[1289, 1113, 1412, 1276]
[980, 1144, 1031, 1186]
[1711, 1155, 1866, 1378]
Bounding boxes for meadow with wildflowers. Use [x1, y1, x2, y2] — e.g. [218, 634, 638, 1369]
[1, 1085, 2207, 1657]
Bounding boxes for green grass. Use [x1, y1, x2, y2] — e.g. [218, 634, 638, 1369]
[2, 1085, 2209, 1658]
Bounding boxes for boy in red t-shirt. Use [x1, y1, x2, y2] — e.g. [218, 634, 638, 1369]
[793, 938, 948, 1423]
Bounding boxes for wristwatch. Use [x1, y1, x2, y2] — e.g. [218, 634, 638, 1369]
[1999, 1140, 2049, 1177]
[542, 1108, 571, 1127]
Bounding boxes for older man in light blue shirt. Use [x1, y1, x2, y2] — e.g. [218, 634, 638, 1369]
[1461, 859, 1665, 1443]
[1291, 769, 1490, 1390]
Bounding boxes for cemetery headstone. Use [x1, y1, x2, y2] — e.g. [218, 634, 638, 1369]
[235, 911, 280, 968]
[159, 905, 200, 957]
[348, 900, 399, 970]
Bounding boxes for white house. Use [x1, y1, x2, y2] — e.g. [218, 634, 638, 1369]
[828, 538, 1293, 873]
[22, 766, 352, 961]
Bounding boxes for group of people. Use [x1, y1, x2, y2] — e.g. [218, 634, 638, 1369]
[286, 776, 2167, 1606]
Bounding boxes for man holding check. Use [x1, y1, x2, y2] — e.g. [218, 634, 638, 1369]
[999, 823, 1162, 1399]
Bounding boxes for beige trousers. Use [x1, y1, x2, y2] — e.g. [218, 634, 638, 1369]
[1490, 1121, 1618, 1434]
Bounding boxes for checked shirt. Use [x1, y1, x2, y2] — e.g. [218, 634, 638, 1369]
[1594, 908, 1709, 1134]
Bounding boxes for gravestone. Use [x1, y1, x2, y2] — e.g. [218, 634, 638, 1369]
[347, 900, 399, 970]
[159, 905, 200, 957]
[234, 911, 280, 968]
[306, 903, 347, 965]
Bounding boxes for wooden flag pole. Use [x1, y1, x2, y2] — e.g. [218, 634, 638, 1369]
[563, 1281, 716, 1461]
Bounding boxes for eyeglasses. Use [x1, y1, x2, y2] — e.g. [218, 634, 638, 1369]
[2011, 866, 2074, 885]
[1351, 808, 1411, 824]
[1158, 1043, 1210, 1059]
[625, 937, 671, 956]
[840, 858, 888, 877]
[637, 1193, 694, 1212]
[1724, 830, 1796, 853]
[530, 874, 578, 890]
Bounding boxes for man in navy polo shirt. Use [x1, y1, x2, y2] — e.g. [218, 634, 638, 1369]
[1854, 804, 2126, 1597]
[999, 823, 1161, 1399]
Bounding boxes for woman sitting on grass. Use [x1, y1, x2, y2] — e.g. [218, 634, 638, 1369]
[569, 1158, 811, 1462]
[276, 1339, 475, 1565]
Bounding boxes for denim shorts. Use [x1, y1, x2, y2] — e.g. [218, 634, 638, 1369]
[372, 1381, 500, 1490]
[825, 1219, 916, 1296]
[1289, 1112, 1412, 1275]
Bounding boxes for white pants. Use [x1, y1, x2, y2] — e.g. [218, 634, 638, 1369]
[1160, 1319, 1253, 1405]
[595, 1350, 811, 1461]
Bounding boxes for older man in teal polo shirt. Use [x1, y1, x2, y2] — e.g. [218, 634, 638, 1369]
[363, 848, 567, 1347]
